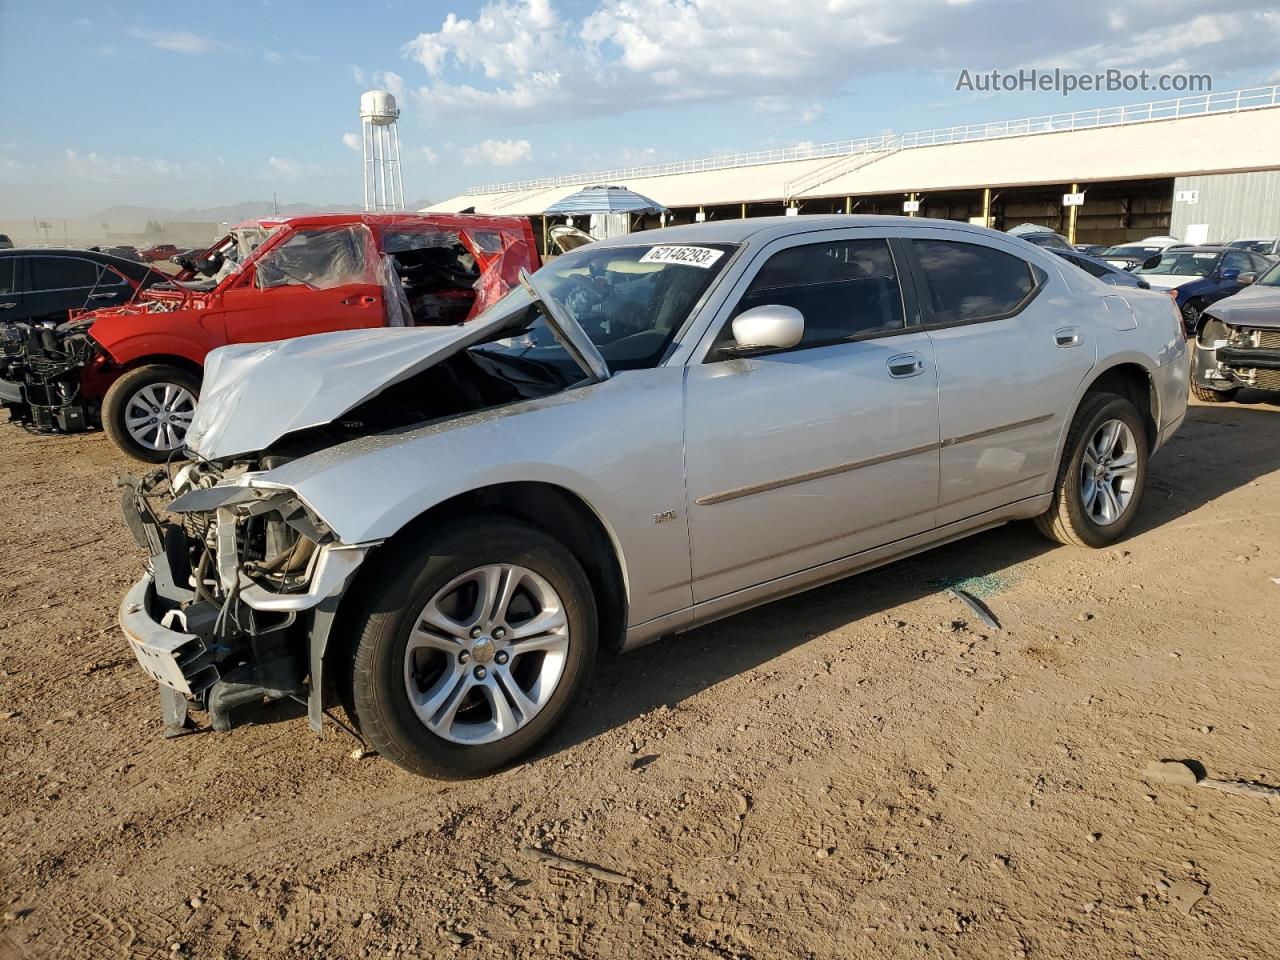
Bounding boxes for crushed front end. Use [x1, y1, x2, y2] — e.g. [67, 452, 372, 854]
[1194, 316, 1280, 394]
[118, 461, 373, 735]
[0, 319, 104, 432]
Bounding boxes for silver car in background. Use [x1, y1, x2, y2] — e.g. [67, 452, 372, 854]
[118, 216, 1189, 778]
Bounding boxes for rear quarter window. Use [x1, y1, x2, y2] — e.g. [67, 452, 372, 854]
[910, 239, 1043, 325]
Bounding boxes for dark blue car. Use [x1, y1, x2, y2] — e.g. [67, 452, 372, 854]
[1132, 245, 1274, 334]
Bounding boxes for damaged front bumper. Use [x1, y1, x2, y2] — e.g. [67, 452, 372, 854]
[118, 471, 375, 735]
[1195, 329, 1280, 393]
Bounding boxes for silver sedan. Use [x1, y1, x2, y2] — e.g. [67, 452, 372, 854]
[119, 216, 1190, 777]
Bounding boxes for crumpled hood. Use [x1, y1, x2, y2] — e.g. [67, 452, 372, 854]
[185, 321, 513, 460]
[1137, 274, 1202, 290]
[1207, 283, 1280, 329]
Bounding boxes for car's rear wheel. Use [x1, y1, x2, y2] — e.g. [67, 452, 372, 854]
[1035, 392, 1149, 547]
[350, 517, 597, 779]
[101, 364, 200, 463]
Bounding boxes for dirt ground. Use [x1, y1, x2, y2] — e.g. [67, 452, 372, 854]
[2, 394, 1279, 960]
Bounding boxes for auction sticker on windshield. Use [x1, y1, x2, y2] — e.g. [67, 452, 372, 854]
[639, 246, 724, 268]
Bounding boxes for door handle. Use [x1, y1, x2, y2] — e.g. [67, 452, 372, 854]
[342, 295, 379, 306]
[887, 353, 925, 378]
[87, 292, 117, 301]
[1054, 326, 1082, 347]
[0, 302, 15, 310]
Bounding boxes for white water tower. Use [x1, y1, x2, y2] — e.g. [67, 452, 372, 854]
[360, 89, 404, 211]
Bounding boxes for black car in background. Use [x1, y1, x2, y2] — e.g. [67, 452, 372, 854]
[1050, 247, 1151, 289]
[0, 248, 163, 326]
[0, 248, 166, 424]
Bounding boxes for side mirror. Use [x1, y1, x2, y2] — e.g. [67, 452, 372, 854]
[729, 304, 804, 352]
[1220, 268, 1240, 282]
[1237, 271, 1256, 285]
[1140, 255, 1161, 270]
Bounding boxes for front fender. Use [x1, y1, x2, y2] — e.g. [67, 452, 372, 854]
[90, 310, 224, 368]
[259, 367, 693, 628]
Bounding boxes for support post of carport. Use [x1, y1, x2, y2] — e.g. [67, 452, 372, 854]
[981, 187, 991, 228]
[845, 196, 852, 214]
[541, 215, 548, 257]
[741, 202, 747, 219]
[1067, 182, 1080, 245]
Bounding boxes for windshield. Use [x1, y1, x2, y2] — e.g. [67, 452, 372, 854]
[1134, 251, 1220, 277]
[474, 241, 737, 373]
[1256, 261, 1280, 287]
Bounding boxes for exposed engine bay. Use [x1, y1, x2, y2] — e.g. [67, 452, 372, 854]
[0, 319, 102, 432]
[117, 345, 569, 733]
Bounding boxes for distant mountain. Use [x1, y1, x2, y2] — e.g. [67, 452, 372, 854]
[88, 198, 434, 222]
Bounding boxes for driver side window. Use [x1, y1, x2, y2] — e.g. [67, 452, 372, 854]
[254, 225, 374, 290]
[726, 238, 906, 351]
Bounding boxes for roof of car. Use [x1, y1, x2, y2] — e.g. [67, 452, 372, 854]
[1160, 245, 1228, 253]
[583, 214, 1008, 249]
[250, 211, 532, 230]
[0, 246, 161, 276]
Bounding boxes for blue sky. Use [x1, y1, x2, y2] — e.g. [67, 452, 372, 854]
[1, 0, 1278, 218]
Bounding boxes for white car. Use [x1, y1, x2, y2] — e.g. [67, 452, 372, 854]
[118, 216, 1190, 778]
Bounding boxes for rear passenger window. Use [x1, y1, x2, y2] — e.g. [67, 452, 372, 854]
[0, 258, 15, 295]
[30, 256, 101, 291]
[1074, 257, 1111, 279]
[911, 239, 1040, 324]
[732, 238, 905, 347]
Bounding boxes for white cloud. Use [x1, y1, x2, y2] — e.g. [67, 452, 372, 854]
[61, 149, 210, 182]
[391, 0, 1280, 124]
[460, 138, 533, 166]
[266, 156, 303, 178]
[377, 70, 407, 101]
[129, 28, 221, 54]
[352, 65, 366, 85]
[421, 146, 440, 163]
[342, 132, 361, 152]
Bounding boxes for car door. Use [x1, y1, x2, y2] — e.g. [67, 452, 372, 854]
[683, 231, 941, 604]
[0, 256, 23, 322]
[903, 230, 1096, 526]
[1214, 250, 1254, 305]
[218, 224, 386, 344]
[24, 255, 117, 324]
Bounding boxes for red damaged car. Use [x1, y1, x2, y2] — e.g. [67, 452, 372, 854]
[0, 212, 540, 461]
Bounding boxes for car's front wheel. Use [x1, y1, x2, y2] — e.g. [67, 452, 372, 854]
[350, 517, 597, 779]
[1035, 392, 1149, 547]
[101, 364, 200, 462]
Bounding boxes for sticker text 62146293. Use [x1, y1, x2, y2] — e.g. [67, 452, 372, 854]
[638, 246, 724, 268]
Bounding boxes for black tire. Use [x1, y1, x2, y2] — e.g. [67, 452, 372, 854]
[1190, 381, 1239, 403]
[1034, 392, 1149, 548]
[1181, 300, 1204, 337]
[351, 516, 597, 779]
[101, 364, 201, 463]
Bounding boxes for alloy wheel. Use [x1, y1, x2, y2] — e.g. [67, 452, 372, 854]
[1079, 418, 1139, 526]
[123, 382, 197, 451]
[403, 564, 569, 745]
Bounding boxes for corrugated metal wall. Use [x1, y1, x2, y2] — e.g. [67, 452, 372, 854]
[1170, 170, 1280, 241]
